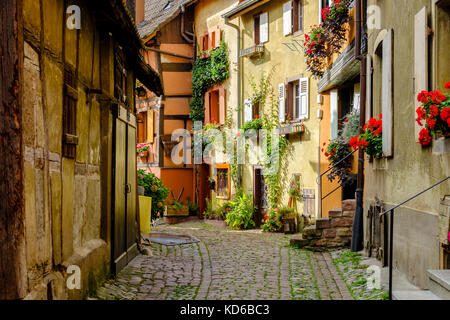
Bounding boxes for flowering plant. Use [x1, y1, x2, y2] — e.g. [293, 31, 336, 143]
[304, 25, 328, 78]
[137, 143, 149, 154]
[322, 0, 351, 55]
[321, 0, 347, 22]
[350, 114, 383, 158]
[261, 208, 283, 233]
[415, 82, 450, 146]
[323, 139, 353, 183]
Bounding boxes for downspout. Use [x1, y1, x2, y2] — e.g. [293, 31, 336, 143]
[224, 16, 242, 186]
[352, 0, 365, 252]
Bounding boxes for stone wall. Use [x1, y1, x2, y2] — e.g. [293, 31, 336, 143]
[291, 200, 355, 249]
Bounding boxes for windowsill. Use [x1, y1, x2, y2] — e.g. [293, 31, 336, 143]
[293, 30, 304, 38]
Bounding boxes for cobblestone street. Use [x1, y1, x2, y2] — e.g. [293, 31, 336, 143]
[95, 222, 362, 300]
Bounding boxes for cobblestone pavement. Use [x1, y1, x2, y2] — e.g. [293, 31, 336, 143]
[95, 222, 353, 300]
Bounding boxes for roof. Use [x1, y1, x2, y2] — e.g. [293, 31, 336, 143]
[138, 0, 195, 39]
[86, 0, 163, 95]
[223, 0, 271, 20]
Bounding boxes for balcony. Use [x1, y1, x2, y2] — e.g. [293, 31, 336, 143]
[239, 44, 265, 58]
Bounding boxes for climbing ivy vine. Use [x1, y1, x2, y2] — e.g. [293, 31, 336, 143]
[190, 41, 230, 122]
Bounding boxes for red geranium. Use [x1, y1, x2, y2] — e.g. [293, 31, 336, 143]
[445, 82, 450, 90]
[418, 128, 432, 146]
[417, 91, 429, 104]
[349, 136, 359, 150]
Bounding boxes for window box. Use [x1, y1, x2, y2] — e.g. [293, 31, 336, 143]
[277, 123, 305, 136]
[239, 44, 265, 59]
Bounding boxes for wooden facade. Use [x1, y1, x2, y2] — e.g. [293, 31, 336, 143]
[0, 0, 162, 300]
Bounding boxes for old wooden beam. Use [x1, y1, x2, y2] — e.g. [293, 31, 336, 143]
[0, 0, 27, 300]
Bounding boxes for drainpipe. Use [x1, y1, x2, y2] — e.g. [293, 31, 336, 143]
[224, 16, 242, 186]
[352, 0, 365, 252]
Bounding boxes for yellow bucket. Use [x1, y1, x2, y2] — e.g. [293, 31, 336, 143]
[139, 196, 152, 234]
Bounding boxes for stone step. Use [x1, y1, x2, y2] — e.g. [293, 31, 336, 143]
[342, 199, 356, 211]
[427, 270, 450, 300]
[393, 290, 442, 300]
[328, 208, 342, 218]
[289, 234, 309, 247]
[303, 225, 321, 239]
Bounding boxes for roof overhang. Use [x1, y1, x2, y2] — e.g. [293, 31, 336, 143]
[223, 0, 271, 20]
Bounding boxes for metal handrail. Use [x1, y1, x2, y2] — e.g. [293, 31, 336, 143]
[318, 148, 358, 217]
[379, 175, 450, 300]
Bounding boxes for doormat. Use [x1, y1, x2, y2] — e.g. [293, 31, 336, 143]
[142, 232, 199, 246]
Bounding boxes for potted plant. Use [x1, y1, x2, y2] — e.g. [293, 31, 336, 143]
[166, 200, 189, 217]
[304, 25, 328, 78]
[349, 113, 383, 158]
[137, 143, 149, 157]
[137, 169, 170, 221]
[261, 208, 283, 233]
[279, 207, 297, 234]
[415, 82, 450, 146]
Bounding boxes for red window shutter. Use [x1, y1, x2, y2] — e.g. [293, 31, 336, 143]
[204, 91, 211, 123]
[219, 87, 226, 125]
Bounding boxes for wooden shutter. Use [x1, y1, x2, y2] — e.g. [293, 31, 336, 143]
[244, 99, 253, 123]
[219, 87, 226, 125]
[299, 77, 309, 120]
[283, 2, 292, 36]
[204, 91, 211, 123]
[138, 112, 146, 143]
[414, 7, 428, 140]
[278, 83, 286, 123]
[382, 29, 394, 157]
[260, 12, 269, 43]
[254, 15, 260, 44]
[63, 68, 78, 159]
[303, 188, 315, 216]
[366, 54, 373, 121]
[286, 82, 294, 121]
[147, 110, 154, 143]
[330, 90, 338, 140]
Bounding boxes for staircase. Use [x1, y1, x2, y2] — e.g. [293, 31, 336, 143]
[393, 270, 450, 300]
[290, 200, 356, 249]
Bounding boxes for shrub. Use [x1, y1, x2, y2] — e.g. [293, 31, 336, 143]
[137, 170, 171, 220]
[225, 194, 255, 230]
[261, 208, 283, 233]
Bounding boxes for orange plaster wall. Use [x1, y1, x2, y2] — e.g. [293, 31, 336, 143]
[164, 98, 192, 115]
[163, 72, 193, 96]
[160, 169, 195, 205]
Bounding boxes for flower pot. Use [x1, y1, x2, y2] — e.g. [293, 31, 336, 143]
[139, 150, 149, 157]
[165, 205, 189, 217]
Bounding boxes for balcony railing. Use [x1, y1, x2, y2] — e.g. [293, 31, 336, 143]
[239, 44, 265, 58]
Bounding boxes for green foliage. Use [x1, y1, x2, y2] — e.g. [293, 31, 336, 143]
[169, 200, 184, 210]
[323, 139, 353, 183]
[188, 201, 199, 216]
[341, 111, 360, 143]
[137, 170, 170, 220]
[261, 208, 283, 233]
[241, 117, 263, 133]
[190, 41, 230, 122]
[225, 194, 255, 230]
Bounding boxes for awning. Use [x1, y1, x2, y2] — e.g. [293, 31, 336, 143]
[222, 0, 271, 20]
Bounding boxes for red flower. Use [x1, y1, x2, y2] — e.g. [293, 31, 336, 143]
[430, 90, 447, 104]
[417, 91, 429, 104]
[418, 128, 432, 146]
[349, 136, 359, 150]
[430, 105, 439, 117]
[379, 113, 383, 119]
[416, 106, 426, 119]
[333, 148, 337, 152]
[440, 107, 450, 121]
[426, 117, 436, 130]
[416, 117, 423, 127]
[445, 82, 450, 90]
[330, 152, 335, 157]
[324, 152, 329, 157]
[374, 126, 382, 136]
[359, 138, 368, 148]
[321, 148, 324, 152]
[368, 118, 378, 128]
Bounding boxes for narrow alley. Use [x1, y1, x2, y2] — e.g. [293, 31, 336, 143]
[95, 221, 383, 300]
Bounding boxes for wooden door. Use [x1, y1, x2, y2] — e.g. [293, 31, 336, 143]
[112, 104, 138, 274]
[254, 168, 268, 228]
[198, 164, 211, 218]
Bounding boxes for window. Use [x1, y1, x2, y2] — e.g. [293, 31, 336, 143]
[286, 77, 309, 121]
[205, 87, 226, 125]
[293, 0, 304, 33]
[137, 111, 147, 144]
[63, 68, 78, 159]
[114, 53, 128, 106]
[243, 99, 260, 122]
[254, 12, 268, 44]
[215, 164, 231, 199]
[319, 0, 333, 23]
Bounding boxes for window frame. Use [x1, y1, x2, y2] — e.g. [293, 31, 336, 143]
[215, 164, 231, 200]
[292, 0, 304, 34]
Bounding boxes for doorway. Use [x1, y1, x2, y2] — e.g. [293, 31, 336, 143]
[253, 167, 268, 228]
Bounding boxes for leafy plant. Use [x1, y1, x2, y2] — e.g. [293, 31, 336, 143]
[323, 139, 353, 183]
[261, 208, 283, 233]
[169, 200, 184, 210]
[241, 117, 264, 133]
[188, 201, 199, 216]
[341, 111, 361, 143]
[137, 170, 171, 220]
[225, 194, 255, 230]
[190, 41, 230, 122]
[136, 143, 149, 154]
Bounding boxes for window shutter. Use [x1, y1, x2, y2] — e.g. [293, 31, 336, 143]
[330, 90, 338, 140]
[382, 29, 394, 157]
[199, 35, 204, 52]
[211, 30, 216, 49]
[147, 110, 154, 143]
[219, 87, 226, 125]
[286, 82, 294, 121]
[414, 7, 428, 141]
[278, 83, 286, 123]
[63, 68, 78, 159]
[244, 99, 253, 123]
[366, 54, 372, 122]
[260, 12, 269, 43]
[283, 2, 292, 36]
[299, 77, 309, 119]
[205, 91, 211, 123]
[353, 93, 360, 112]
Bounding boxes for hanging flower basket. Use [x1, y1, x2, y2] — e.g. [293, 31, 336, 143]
[161, 135, 179, 157]
[415, 82, 450, 147]
[304, 25, 329, 78]
[322, 0, 352, 54]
